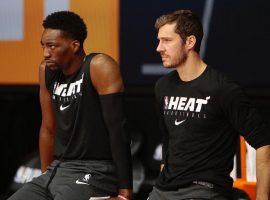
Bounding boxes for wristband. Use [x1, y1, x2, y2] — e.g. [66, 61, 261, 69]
[118, 195, 129, 200]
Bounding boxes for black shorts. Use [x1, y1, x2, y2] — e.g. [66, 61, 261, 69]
[8, 160, 118, 200]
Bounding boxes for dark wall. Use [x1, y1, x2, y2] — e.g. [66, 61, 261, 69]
[206, 0, 270, 87]
[120, 0, 270, 87]
[0, 86, 41, 194]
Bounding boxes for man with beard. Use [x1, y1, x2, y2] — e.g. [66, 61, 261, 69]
[148, 10, 270, 200]
[8, 11, 132, 200]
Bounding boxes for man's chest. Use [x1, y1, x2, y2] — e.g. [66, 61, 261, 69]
[161, 88, 224, 134]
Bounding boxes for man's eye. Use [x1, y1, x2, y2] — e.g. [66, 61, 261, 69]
[50, 45, 56, 49]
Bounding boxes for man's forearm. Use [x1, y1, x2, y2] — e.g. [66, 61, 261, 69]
[39, 128, 55, 172]
[256, 145, 270, 200]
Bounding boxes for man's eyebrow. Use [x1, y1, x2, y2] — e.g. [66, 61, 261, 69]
[157, 36, 172, 40]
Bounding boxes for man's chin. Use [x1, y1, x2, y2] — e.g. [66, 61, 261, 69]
[46, 63, 59, 71]
[162, 63, 175, 68]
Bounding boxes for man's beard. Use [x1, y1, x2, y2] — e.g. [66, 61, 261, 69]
[162, 52, 187, 68]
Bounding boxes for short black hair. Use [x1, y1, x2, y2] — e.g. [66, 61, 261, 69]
[155, 10, 203, 53]
[43, 11, 87, 46]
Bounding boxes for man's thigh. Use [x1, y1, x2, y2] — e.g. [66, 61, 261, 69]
[50, 161, 118, 200]
[7, 182, 52, 200]
[147, 187, 168, 200]
[7, 166, 54, 200]
[52, 183, 112, 200]
[148, 185, 228, 200]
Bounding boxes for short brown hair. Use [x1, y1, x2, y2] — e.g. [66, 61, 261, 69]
[155, 10, 203, 53]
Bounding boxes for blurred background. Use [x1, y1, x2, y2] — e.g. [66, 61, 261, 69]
[0, 0, 270, 199]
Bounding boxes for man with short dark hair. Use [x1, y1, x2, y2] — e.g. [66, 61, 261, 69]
[9, 11, 132, 200]
[148, 10, 270, 200]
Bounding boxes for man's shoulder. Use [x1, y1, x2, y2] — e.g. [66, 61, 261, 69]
[207, 66, 242, 92]
[89, 53, 119, 76]
[89, 53, 123, 94]
[89, 53, 120, 74]
[90, 53, 116, 67]
[205, 66, 224, 79]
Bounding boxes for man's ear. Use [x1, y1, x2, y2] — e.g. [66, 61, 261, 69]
[72, 40, 81, 53]
[185, 35, 196, 50]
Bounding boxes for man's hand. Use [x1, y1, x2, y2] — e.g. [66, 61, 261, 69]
[108, 189, 132, 200]
[160, 164, 164, 172]
[108, 196, 130, 200]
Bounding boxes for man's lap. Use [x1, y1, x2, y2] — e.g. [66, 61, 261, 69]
[8, 160, 118, 200]
[147, 184, 228, 200]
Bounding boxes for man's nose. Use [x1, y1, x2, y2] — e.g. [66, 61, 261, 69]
[156, 42, 164, 53]
[43, 47, 50, 58]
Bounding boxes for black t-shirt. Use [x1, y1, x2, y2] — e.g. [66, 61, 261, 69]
[45, 53, 113, 160]
[155, 66, 270, 197]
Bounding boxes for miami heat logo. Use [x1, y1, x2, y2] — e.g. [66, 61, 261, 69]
[164, 96, 169, 110]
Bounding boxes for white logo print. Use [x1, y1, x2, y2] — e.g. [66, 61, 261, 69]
[164, 96, 169, 110]
[175, 119, 186, 126]
[76, 174, 91, 185]
[76, 180, 89, 185]
[166, 96, 211, 112]
[53, 74, 84, 97]
[89, 197, 111, 200]
[60, 104, 70, 111]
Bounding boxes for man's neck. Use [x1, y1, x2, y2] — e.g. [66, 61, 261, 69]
[62, 51, 86, 76]
[176, 52, 207, 82]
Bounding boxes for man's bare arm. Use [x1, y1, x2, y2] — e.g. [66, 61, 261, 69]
[91, 54, 132, 199]
[39, 62, 56, 172]
[256, 145, 270, 200]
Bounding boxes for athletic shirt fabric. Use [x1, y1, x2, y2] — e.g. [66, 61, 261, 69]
[45, 53, 113, 160]
[155, 66, 270, 197]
